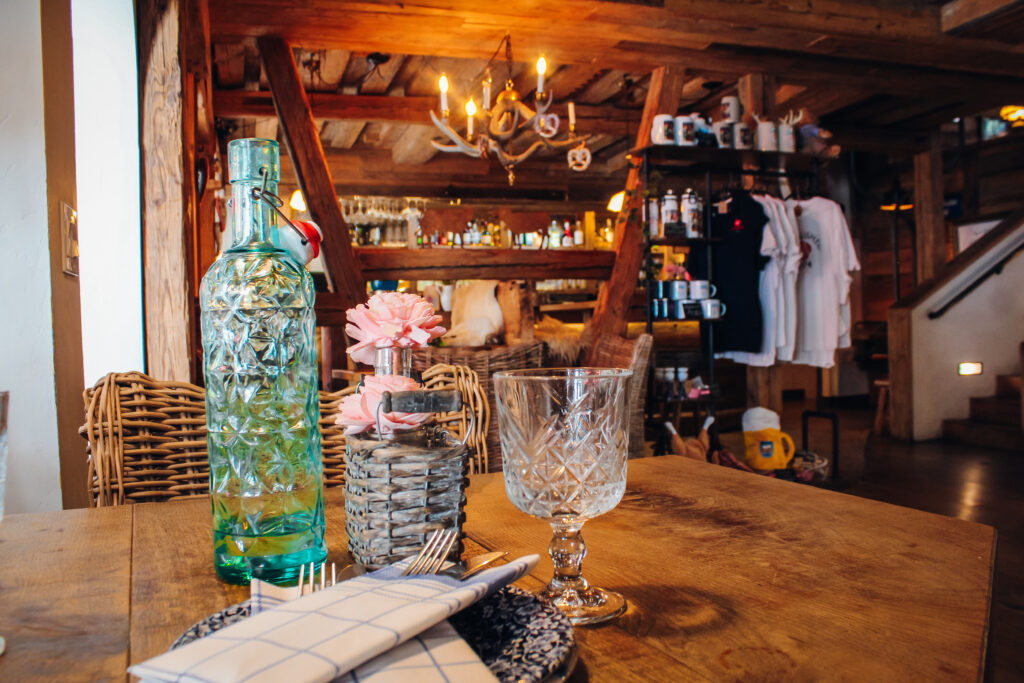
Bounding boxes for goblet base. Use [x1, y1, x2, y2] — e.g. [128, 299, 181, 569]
[540, 582, 627, 626]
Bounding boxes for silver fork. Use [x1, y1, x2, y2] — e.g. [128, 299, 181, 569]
[402, 528, 459, 576]
[296, 561, 338, 596]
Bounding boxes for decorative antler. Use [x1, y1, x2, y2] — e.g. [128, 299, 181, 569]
[429, 110, 484, 157]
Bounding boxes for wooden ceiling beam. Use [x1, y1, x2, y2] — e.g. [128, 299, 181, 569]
[213, 89, 642, 137]
[587, 65, 688, 361]
[259, 36, 365, 309]
[209, 0, 1024, 79]
[942, 0, 1024, 33]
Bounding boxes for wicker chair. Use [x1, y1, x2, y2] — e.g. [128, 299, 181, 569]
[590, 333, 654, 459]
[81, 367, 489, 507]
[412, 342, 545, 472]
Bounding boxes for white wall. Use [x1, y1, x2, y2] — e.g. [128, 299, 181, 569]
[910, 239, 1024, 439]
[0, 0, 64, 513]
[73, 0, 144, 386]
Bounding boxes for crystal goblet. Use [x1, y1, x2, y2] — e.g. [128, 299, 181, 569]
[494, 368, 631, 625]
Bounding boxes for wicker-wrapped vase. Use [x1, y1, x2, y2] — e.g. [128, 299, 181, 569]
[344, 428, 469, 569]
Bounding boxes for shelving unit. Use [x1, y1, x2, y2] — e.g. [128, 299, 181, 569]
[636, 144, 823, 452]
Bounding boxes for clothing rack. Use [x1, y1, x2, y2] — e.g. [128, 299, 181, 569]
[639, 146, 840, 468]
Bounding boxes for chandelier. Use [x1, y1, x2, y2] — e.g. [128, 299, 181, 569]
[429, 34, 592, 185]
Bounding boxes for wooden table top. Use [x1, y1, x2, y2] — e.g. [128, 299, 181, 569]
[0, 456, 995, 682]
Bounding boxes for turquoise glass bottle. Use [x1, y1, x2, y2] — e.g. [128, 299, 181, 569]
[200, 138, 326, 584]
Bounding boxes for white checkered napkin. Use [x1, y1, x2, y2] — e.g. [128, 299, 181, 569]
[247, 568, 496, 682]
[129, 555, 538, 683]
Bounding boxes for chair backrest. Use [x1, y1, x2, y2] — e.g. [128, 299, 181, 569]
[82, 366, 489, 506]
[590, 333, 653, 459]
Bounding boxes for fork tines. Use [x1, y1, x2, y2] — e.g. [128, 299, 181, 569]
[402, 528, 458, 576]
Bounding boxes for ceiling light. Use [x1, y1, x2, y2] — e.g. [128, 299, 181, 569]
[289, 189, 306, 212]
[607, 191, 626, 212]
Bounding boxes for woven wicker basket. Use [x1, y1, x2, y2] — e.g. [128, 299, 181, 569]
[344, 429, 469, 570]
[412, 342, 545, 471]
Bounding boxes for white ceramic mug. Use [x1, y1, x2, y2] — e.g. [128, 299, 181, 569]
[651, 114, 676, 145]
[713, 121, 733, 149]
[778, 123, 796, 153]
[756, 121, 778, 151]
[701, 298, 726, 319]
[733, 122, 753, 150]
[668, 280, 688, 300]
[674, 115, 697, 146]
[721, 96, 741, 123]
[689, 280, 717, 300]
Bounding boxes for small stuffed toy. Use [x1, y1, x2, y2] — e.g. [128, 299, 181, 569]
[665, 417, 713, 461]
[796, 108, 841, 158]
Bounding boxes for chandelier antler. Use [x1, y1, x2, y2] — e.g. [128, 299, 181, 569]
[428, 35, 591, 184]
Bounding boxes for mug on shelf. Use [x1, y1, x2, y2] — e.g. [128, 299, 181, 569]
[652, 298, 669, 320]
[778, 123, 796, 153]
[668, 280, 688, 300]
[700, 298, 726, 319]
[674, 115, 697, 147]
[653, 280, 669, 298]
[651, 114, 676, 145]
[756, 121, 778, 152]
[712, 121, 733, 149]
[721, 96, 741, 123]
[689, 280, 717, 300]
[733, 122, 753, 150]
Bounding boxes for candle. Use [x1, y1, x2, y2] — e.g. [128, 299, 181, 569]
[483, 76, 492, 111]
[465, 98, 477, 137]
[568, 101, 576, 130]
[438, 75, 449, 114]
[536, 57, 547, 95]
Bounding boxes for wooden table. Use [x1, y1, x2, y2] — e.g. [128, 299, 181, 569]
[0, 456, 995, 681]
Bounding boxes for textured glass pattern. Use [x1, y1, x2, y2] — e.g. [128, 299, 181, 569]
[495, 369, 629, 523]
[200, 138, 325, 585]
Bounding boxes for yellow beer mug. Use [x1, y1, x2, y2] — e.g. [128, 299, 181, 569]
[742, 407, 796, 471]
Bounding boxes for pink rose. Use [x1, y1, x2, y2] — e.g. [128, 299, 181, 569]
[335, 374, 432, 436]
[345, 292, 446, 366]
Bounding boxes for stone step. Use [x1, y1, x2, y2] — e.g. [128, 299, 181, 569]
[995, 374, 1021, 398]
[942, 418, 1024, 452]
[969, 396, 1022, 428]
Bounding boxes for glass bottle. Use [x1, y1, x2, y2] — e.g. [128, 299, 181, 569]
[200, 138, 327, 585]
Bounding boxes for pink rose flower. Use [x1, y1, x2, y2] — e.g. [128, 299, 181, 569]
[335, 374, 432, 436]
[346, 292, 446, 366]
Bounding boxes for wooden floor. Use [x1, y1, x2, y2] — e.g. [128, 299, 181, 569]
[765, 400, 1024, 683]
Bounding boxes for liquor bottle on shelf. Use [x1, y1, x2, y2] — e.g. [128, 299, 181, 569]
[561, 221, 574, 248]
[200, 138, 326, 585]
[573, 219, 585, 246]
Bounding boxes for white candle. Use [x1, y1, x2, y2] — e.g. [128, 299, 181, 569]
[483, 78, 492, 111]
[568, 101, 576, 129]
[536, 57, 547, 95]
[465, 98, 477, 137]
[439, 75, 449, 113]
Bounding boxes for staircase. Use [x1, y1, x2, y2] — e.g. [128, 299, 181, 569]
[943, 369, 1024, 451]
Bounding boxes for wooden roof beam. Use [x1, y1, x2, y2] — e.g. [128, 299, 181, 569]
[942, 0, 1024, 33]
[259, 36, 365, 309]
[213, 89, 642, 137]
[209, 0, 1024, 78]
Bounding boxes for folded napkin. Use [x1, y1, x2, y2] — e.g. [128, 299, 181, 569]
[248, 573, 496, 682]
[130, 555, 538, 683]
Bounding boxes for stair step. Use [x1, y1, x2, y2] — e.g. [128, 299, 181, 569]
[996, 374, 1022, 397]
[943, 419, 1024, 452]
[969, 396, 1022, 427]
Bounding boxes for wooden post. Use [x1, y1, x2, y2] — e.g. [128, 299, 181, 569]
[258, 36, 365, 310]
[260, 36, 367, 388]
[914, 131, 946, 283]
[887, 306, 913, 439]
[585, 66, 686, 363]
[138, 0, 196, 382]
[739, 73, 784, 413]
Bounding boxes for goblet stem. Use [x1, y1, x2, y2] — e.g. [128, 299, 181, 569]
[541, 520, 626, 625]
[548, 521, 590, 594]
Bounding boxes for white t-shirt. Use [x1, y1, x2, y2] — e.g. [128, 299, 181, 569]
[786, 197, 860, 368]
[775, 200, 802, 362]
